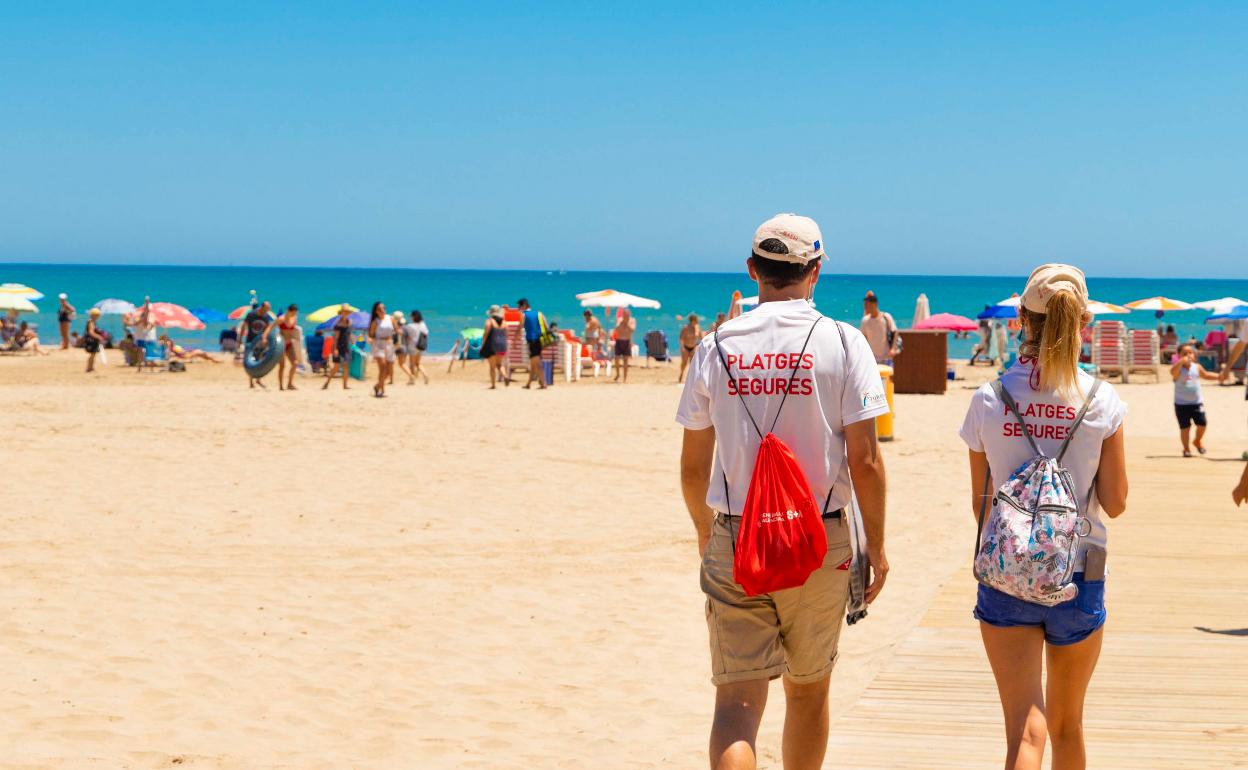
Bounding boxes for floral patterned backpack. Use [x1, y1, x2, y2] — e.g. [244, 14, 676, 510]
[973, 378, 1101, 606]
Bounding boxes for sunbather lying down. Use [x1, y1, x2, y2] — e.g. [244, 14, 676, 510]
[159, 336, 221, 363]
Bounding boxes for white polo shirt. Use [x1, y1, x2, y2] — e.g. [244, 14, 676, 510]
[676, 299, 889, 515]
[959, 362, 1127, 569]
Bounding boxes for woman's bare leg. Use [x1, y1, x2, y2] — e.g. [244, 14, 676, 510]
[981, 623, 1048, 770]
[1045, 629, 1103, 770]
[286, 349, 298, 389]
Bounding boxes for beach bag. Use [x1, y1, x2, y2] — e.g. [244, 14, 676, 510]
[973, 379, 1101, 606]
[714, 318, 828, 596]
[537, 312, 556, 349]
[416, 330, 428, 351]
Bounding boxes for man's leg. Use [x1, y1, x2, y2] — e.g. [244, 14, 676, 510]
[781, 675, 830, 770]
[1180, 425, 1191, 453]
[710, 679, 769, 770]
[1194, 421, 1207, 452]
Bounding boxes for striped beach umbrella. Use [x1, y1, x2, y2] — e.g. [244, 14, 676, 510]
[1086, 300, 1131, 315]
[0, 294, 38, 313]
[1125, 296, 1193, 311]
[0, 283, 44, 301]
[146, 302, 205, 330]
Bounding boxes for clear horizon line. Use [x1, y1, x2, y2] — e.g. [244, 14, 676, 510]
[2, 260, 1244, 283]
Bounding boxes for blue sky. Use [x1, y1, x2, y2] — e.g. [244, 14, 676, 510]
[1, 2, 1245, 277]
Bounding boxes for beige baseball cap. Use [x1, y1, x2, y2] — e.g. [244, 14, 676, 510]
[752, 213, 825, 264]
[1021, 263, 1088, 313]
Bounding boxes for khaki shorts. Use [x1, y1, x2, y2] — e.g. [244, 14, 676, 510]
[700, 516, 852, 686]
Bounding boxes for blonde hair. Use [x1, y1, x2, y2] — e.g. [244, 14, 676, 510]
[1020, 290, 1085, 400]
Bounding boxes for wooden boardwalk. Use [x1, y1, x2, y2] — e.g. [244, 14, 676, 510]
[827, 439, 1248, 768]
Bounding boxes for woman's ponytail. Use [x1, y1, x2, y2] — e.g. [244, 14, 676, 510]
[1037, 290, 1083, 399]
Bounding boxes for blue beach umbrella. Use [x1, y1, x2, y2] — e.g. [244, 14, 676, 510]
[190, 307, 229, 323]
[315, 311, 371, 332]
[976, 304, 1018, 320]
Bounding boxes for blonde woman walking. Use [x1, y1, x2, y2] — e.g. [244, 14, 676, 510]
[960, 264, 1128, 770]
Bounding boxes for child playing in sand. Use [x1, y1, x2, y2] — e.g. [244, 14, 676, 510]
[1171, 344, 1220, 457]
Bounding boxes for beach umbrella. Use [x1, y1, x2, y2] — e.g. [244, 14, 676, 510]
[315, 311, 370, 332]
[0, 294, 38, 313]
[912, 293, 931, 327]
[1206, 305, 1248, 322]
[92, 298, 136, 315]
[190, 307, 229, 323]
[1086, 300, 1131, 315]
[914, 312, 978, 332]
[145, 302, 205, 330]
[460, 327, 484, 341]
[227, 304, 254, 320]
[1125, 296, 1193, 312]
[307, 303, 359, 323]
[577, 289, 661, 310]
[976, 304, 1017, 320]
[0, 283, 44, 301]
[1192, 297, 1248, 315]
[995, 295, 1022, 308]
[727, 290, 744, 320]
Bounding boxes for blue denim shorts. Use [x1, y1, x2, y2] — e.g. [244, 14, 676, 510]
[974, 573, 1106, 646]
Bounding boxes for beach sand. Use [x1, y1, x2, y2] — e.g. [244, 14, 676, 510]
[2, 350, 1244, 768]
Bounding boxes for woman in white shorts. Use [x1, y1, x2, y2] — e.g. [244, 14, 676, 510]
[368, 301, 396, 398]
[960, 264, 1129, 770]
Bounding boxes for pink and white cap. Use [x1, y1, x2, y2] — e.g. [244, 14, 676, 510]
[751, 213, 825, 265]
[1021, 263, 1088, 314]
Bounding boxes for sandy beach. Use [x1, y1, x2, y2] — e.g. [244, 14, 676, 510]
[2, 350, 1245, 769]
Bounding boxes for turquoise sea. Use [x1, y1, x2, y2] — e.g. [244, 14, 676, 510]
[4, 264, 1246, 358]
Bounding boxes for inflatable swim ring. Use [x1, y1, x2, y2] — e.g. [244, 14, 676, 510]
[244, 328, 284, 379]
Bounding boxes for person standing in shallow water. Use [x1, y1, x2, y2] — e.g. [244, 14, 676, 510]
[960, 264, 1129, 770]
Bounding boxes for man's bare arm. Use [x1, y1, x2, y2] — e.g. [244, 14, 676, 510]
[680, 427, 717, 556]
[845, 418, 888, 603]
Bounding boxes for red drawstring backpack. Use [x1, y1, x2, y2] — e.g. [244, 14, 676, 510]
[714, 318, 830, 596]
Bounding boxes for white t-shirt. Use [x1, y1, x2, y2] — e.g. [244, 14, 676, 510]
[676, 299, 889, 515]
[959, 362, 1127, 569]
[859, 312, 897, 363]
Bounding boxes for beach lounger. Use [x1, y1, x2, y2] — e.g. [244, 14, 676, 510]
[306, 334, 326, 374]
[643, 329, 669, 367]
[1126, 329, 1160, 383]
[1092, 320, 1128, 382]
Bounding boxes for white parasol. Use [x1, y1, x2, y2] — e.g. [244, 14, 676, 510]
[577, 289, 661, 310]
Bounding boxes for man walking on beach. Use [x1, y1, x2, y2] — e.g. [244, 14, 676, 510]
[518, 298, 546, 390]
[859, 291, 900, 364]
[243, 300, 274, 389]
[678, 213, 890, 770]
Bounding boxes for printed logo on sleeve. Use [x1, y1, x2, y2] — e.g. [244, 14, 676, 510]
[862, 389, 887, 409]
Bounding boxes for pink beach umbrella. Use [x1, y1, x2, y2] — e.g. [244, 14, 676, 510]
[913, 312, 979, 332]
[146, 302, 206, 330]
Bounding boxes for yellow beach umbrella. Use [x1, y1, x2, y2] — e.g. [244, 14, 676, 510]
[0, 283, 44, 301]
[1125, 296, 1193, 311]
[1086, 300, 1131, 315]
[306, 303, 358, 323]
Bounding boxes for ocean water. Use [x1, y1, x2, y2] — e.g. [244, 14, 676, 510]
[4, 264, 1246, 358]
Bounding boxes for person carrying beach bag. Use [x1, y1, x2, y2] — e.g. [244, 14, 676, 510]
[677, 213, 890, 770]
[960, 264, 1128, 770]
